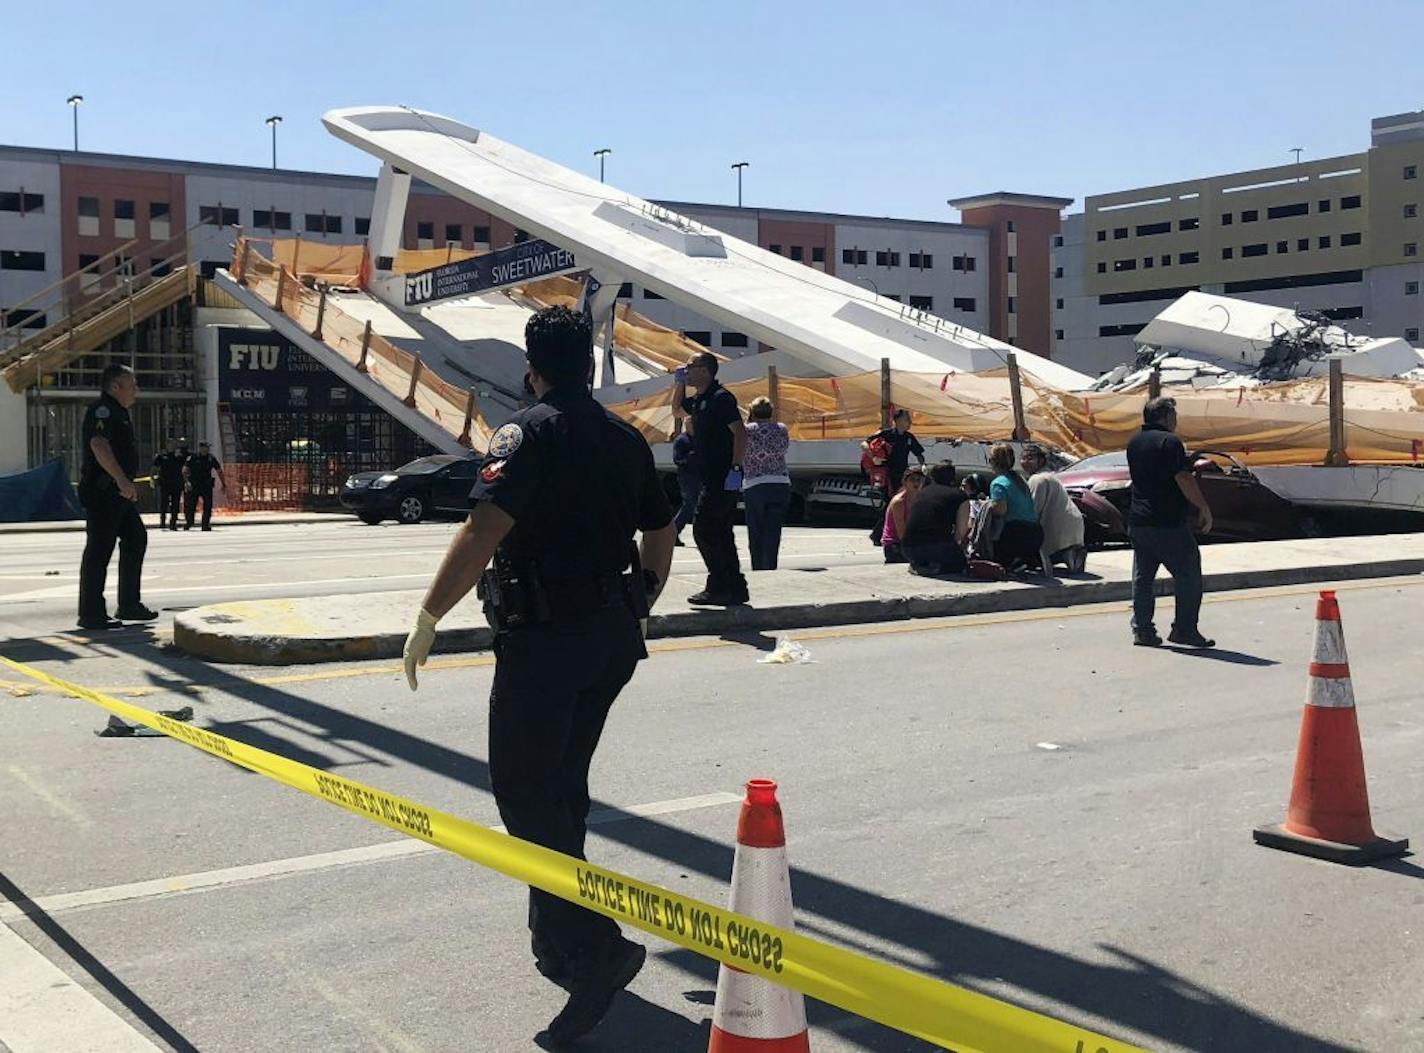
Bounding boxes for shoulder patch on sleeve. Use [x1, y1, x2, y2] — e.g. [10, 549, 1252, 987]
[489, 423, 524, 457]
[480, 459, 507, 483]
[95, 406, 111, 419]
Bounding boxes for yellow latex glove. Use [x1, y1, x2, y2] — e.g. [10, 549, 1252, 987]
[403, 608, 439, 691]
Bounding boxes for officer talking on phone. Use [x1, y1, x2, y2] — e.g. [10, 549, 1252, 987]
[402, 306, 675, 1046]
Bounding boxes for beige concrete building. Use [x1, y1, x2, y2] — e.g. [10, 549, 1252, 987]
[1052, 110, 1424, 375]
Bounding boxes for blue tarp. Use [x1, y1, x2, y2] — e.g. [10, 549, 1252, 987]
[0, 459, 84, 522]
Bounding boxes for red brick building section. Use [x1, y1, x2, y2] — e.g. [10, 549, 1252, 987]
[947, 193, 1072, 356]
[60, 163, 186, 304]
[756, 217, 836, 276]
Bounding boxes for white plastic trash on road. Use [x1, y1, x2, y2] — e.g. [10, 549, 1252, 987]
[758, 637, 813, 665]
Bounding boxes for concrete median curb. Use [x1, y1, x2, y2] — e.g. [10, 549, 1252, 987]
[172, 535, 1424, 665]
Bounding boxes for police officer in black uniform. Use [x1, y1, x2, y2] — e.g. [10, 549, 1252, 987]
[78, 363, 156, 629]
[182, 441, 225, 530]
[402, 306, 675, 1046]
[151, 435, 185, 530]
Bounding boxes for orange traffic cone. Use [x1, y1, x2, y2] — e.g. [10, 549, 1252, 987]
[708, 780, 810, 1053]
[1253, 590, 1408, 864]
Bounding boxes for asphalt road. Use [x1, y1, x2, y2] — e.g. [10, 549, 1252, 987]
[0, 518, 884, 648]
[2, 574, 1422, 1052]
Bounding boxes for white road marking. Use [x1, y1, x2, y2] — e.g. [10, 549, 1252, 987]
[0, 922, 162, 1052]
[4, 765, 92, 829]
[0, 791, 741, 922]
[1035, 742, 1063, 751]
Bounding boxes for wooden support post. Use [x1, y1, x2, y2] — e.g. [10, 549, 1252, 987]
[238, 239, 252, 285]
[880, 357, 892, 429]
[1326, 357, 1348, 466]
[356, 319, 373, 373]
[767, 365, 779, 421]
[404, 356, 423, 407]
[1007, 351, 1030, 442]
[274, 268, 286, 312]
[1148, 367, 1162, 400]
[313, 287, 327, 341]
[457, 388, 477, 447]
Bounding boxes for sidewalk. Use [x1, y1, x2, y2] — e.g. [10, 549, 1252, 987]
[0, 511, 346, 534]
[172, 533, 1424, 664]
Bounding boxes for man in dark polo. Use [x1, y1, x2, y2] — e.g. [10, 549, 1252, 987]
[1126, 396, 1214, 648]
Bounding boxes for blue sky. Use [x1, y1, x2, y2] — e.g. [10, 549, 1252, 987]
[4, 0, 1420, 219]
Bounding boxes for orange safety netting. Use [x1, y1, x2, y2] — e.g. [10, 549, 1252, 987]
[233, 237, 495, 451]
[216, 464, 312, 512]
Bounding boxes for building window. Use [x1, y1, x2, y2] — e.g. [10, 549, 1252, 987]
[616, 282, 633, 298]
[1407, 328, 1420, 342]
[643, 289, 663, 300]
[1006, 220, 1016, 233]
[1056, 297, 1065, 309]
[253, 210, 291, 231]
[1096, 230, 1107, 242]
[908, 295, 933, 310]
[148, 201, 171, 240]
[150, 258, 172, 277]
[202, 205, 239, 227]
[78, 253, 100, 290]
[1405, 281, 1419, 295]
[1222, 247, 1233, 259]
[1406, 165, 1418, 180]
[884, 294, 901, 303]
[1275, 241, 1289, 254]
[1136, 221, 1171, 236]
[354, 217, 371, 236]
[952, 296, 976, 311]
[812, 246, 825, 264]
[1099, 322, 1147, 337]
[1007, 256, 1016, 273]
[1319, 235, 1332, 249]
[473, 225, 491, 245]
[1113, 227, 1128, 239]
[908, 252, 921, 268]
[1406, 243, 1419, 257]
[1178, 217, 1200, 231]
[77, 195, 100, 236]
[1143, 256, 1154, 269]
[1406, 204, 1419, 219]
[415, 220, 434, 246]
[919, 252, 932, 269]
[1241, 209, 1259, 223]
[1161, 254, 1172, 266]
[1242, 243, 1268, 257]
[1341, 195, 1361, 210]
[1053, 235, 1064, 248]
[1054, 266, 1064, 278]
[0, 250, 45, 271]
[1055, 329, 1065, 340]
[721, 331, 749, 348]
[842, 248, 857, 265]
[875, 250, 888, 266]
[1006, 297, 1017, 313]
[0, 191, 44, 214]
[1113, 258, 1137, 271]
[1267, 202, 1309, 220]
[1097, 261, 1107, 273]
[887, 251, 900, 267]
[1297, 238, 1309, 251]
[769, 244, 782, 255]
[1179, 251, 1200, 264]
[1324, 306, 1364, 320]
[445, 223, 462, 246]
[1221, 212, 1233, 225]
[0, 308, 45, 330]
[1341, 232, 1362, 246]
[1318, 199, 1331, 213]
[789, 245, 805, 262]
[684, 331, 712, 347]
[952, 255, 976, 271]
[113, 199, 135, 238]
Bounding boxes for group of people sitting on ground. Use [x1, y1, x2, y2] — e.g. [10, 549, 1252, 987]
[878, 438, 1087, 578]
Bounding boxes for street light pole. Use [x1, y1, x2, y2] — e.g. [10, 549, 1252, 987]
[731, 161, 749, 207]
[594, 147, 611, 183]
[266, 116, 283, 170]
[66, 95, 83, 151]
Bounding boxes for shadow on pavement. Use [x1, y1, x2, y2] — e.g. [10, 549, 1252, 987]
[0, 870, 201, 1053]
[1163, 647, 1280, 667]
[41, 643, 1360, 1053]
[534, 990, 711, 1052]
[1371, 854, 1424, 881]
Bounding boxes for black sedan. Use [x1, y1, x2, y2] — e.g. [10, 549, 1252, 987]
[340, 454, 479, 525]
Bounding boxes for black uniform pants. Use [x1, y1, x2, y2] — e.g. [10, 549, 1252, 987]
[159, 484, 182, 528]
[79, 490, 147, 621]
[185, 488, 214, 529]
[488, 607, 645, 968]
[692, 485, 747, 596]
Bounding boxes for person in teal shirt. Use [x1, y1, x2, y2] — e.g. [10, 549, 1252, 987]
[987, 443, 1044, 571]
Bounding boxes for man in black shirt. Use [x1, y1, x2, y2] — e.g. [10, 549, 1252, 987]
[401, 307, 675, 1045]
[182, 442, 226, 531]
[1126, 397, 1214, 648]
[864, 409, 926, 544]
[77, 363, 155, 629]
[674, 351, 748, 604]
[901, 461, 970, 575]
[152, 436, 186, 530]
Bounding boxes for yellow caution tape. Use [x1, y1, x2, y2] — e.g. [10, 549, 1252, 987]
[0, 655, 1147, 1053]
